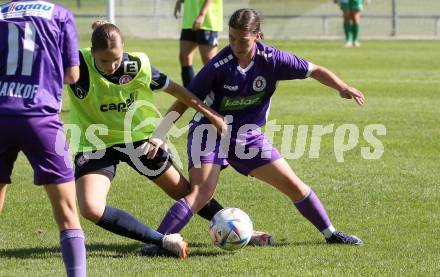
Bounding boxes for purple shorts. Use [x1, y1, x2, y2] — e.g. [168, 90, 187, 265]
[187, 124, 281, 176]
[0, 115, 74, 185]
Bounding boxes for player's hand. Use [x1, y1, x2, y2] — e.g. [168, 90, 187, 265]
[209, 115, 228, 137]
[192, 15, 205, 30]
[174, 0, 183, 19]
[140, 138, 167, 159]
[339, 87, 365, 106]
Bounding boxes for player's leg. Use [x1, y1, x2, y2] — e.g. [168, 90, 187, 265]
[0, 184, 6, 213]
[123, 143, 224, 228]
[76, 170, 190, 257]
[199, 44, 218, 65]
[196, 30, 219, 65]
[75, 171, 187, 257]
[351, 9, 362, 46]
[19, 115, 87, 276]
[76, 145, 189, 257]
[342, 9, 354, 47]
[250, 159, 364, 245]
[155, 163, 222, 235]
[0, 125, 20, 214]
[150, 163, 224, 225]
[44, 182, 86, 277]
[179, 29, 198, 87]
[140, 163, 220, 257]
[75, 172, 111, 223]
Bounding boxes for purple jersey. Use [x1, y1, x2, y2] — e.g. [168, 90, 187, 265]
[188, 41, 313, 130]
[0, 1, 79, 115]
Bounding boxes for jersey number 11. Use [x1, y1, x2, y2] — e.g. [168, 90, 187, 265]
[6, 22, 36, 76]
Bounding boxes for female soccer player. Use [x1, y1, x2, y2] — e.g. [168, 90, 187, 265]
[174, 0, 223, 87]
[335, 0, 366, 47]
[0, 1, 86, 276]
[157, 8, 365, 246]
[67, 21, 274, 258]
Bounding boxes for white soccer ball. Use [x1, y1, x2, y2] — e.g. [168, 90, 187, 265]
[209, 208, 253, 251]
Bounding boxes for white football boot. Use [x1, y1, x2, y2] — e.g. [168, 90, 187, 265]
[162, 234, 189, 259]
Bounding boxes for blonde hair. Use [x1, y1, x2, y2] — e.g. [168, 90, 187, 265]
[90, 20, 123, 51]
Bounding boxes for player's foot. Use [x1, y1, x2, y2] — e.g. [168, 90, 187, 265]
[354, 41, 361, 47]
[162, 234, 189, 259]
[247, 231, 276, 246]
[325, 231, 364, 246]
[140, 243, 172, 257]
[344, 41, 353, 48]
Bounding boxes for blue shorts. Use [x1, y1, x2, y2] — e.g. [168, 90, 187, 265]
[187, 124, 281, 176]
[74, 140, 173, 180]
[180, 29, 219, 46]
[0, 115, 74, 185]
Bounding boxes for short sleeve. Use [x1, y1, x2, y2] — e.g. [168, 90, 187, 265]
[273, 49, 313, 81]
[150, 66, 169, 91]
[187, 62, 216, 100]
[60, 10, 79, 68]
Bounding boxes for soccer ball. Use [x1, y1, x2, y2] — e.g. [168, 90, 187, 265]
[209, 208, 253, 251]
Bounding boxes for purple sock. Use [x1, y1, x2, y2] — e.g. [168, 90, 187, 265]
[60, 229, 86, 277]
[294, 189, 333, 233]
[157, 198, 193, 234]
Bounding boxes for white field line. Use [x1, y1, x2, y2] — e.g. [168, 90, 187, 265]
[347, 79, 440, 84]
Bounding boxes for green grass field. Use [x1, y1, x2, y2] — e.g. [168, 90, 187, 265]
[1, 39, 439, 276]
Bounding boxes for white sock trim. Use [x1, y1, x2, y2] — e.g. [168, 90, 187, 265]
[322, 225, 336, 239]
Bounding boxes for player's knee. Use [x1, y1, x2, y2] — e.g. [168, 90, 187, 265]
[53, 206, 81, 230]
[179, 52, 190, 65]
[193, 183, 216, 203]
[79, 202, 104, 223]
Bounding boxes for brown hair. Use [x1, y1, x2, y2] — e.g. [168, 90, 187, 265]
[228, 9, 263, 39]
[91, 20, 123, 51]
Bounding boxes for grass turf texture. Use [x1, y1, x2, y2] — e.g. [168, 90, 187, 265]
[0, 40, 439, 276]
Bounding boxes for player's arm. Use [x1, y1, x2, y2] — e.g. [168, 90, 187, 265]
[149, 66, 221, 133]
[145, 67, 225, 158]
[310, 64, 365, 105]
[0, 184, 7, 213]
[61, 10, 80, 84]
[64, 66, 80, 84]
[146, 81, 225, 159]
[174, 0, 184, 18]
[193, 0, 213, 30]
[68, 52, 89, 93]
[164, 80, 225, 134]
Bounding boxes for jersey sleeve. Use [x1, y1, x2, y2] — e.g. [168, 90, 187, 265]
[60, 10, 79, 68]
[149, 66, 169, 91]
[273, 49, 314, 81]
[187, 62, 216, 100]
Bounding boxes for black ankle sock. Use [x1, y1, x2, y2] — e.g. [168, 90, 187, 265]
[181, 66, 194, 87]
[197, 198, 223, 220]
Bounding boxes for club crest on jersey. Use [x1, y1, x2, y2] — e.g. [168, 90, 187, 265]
[253, 76, 266, 92]
[119, 74, 132, 84]
[73, 85, 88, 99]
